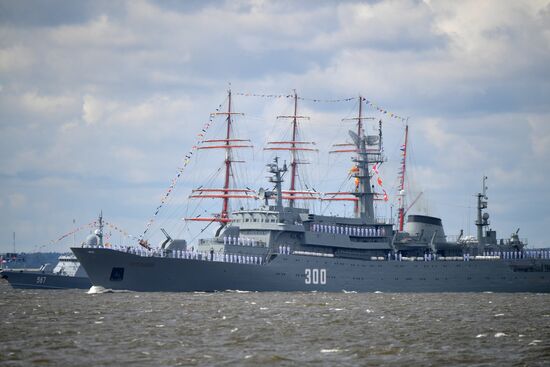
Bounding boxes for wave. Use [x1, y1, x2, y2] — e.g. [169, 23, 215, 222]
[86, 285, 131, 294]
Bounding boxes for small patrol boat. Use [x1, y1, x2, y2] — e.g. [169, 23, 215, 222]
[1, 214, 111, 290]
[1, 254, 91, 289]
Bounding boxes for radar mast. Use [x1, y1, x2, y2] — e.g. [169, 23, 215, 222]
[325, 96, 385, 221]
[476, 176, 489, 245]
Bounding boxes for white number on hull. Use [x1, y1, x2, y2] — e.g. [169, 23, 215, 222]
[36, 276, 46, 284]
[305, 268, 326, 285]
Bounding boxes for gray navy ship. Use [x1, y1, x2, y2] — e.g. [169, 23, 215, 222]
[1, 254, 91, 289]
[1, 215, 110, 290]
[71, 91, 550, 293]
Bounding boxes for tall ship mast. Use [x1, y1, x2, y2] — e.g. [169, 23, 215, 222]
[186, 89, 255, 224]
[397, 125, 408, 232]
[264, 91, 318, 205]
[72, 90, 550, 293]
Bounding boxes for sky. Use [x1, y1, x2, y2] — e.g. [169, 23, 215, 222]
[1, 0, 549, 252]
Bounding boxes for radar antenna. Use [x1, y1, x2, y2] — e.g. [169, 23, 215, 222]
[475, 176, 489, 246]
[266, 157, 287, 212]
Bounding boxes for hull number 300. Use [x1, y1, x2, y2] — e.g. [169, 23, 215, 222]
[305, 268, 327, 285]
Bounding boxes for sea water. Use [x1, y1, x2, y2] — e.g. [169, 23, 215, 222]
[0, 281, 548, 366]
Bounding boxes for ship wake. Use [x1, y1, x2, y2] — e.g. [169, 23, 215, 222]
[87, 285, 131, 294]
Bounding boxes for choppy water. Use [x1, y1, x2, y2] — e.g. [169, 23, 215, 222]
[0, 282, 549, 366]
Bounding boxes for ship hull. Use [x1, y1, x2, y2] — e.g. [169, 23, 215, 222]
[0, 270, 91, 289]
[72, 247, 550, 293]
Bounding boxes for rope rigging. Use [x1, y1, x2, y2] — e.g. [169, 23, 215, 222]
[139, 90, 408, 246]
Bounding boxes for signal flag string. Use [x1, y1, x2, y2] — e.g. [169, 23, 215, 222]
[361, 97, 407, 122]
[371, 163, 389, 202]
[54, 221, 96, 243]
[102, 221, 137, 241]
[235, 92, 407, 122]
[139, 101, 224, 240]
[51, 220, 136, 245]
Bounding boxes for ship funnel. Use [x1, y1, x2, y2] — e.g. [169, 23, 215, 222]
[405, 215, 447, 243]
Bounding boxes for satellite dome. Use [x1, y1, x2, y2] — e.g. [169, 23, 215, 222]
[85, 234, 99, 246]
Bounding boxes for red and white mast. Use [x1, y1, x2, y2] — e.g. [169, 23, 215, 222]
[186, 89, 255, 223]
[397, 124, 409, 231]
[264, 91, 318, 206]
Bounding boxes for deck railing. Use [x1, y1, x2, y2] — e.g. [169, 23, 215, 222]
[82, 244, 265, 265]
[81, 244, 550, 263]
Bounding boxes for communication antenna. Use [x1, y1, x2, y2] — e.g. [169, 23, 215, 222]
[397, 124, 409, 231]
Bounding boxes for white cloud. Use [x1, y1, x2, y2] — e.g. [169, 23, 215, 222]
[82, 94, 111, 125]
[1, 0, 549, 249]
[21, 92, 77, 117]
[50, 14, 139, 48]
[7, 193, 27, 209]
[0, 45, 34, 72]
[528, 115, 550, 157]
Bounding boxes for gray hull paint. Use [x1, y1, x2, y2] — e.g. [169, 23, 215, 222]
[72, 248, 550, 293]
[1, 270, 91, 289]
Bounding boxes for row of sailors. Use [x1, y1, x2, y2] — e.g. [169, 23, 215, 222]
[105, 244, 295, 262]
[386, 252, 440, 261]
[99, 244, 172, 256]
[495, 250, 550, 260]
[278, 245, 291, 255]
[464, 251, 550, 261]
[311, 223, 387, 237]
[223, 236, 263, 247]
[110, 245, 265, 265]
[169, 250, 264, 265]
[385, 251, 550, 261]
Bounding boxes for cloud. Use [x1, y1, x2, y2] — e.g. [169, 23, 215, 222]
[82, 94, 114, 125]
[0, 45, 34, 72]
[7, 193, 27, 209]
[22, 91, 77, 117]
[528, 115, 550, 157]
[0, 0, 549, 250]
